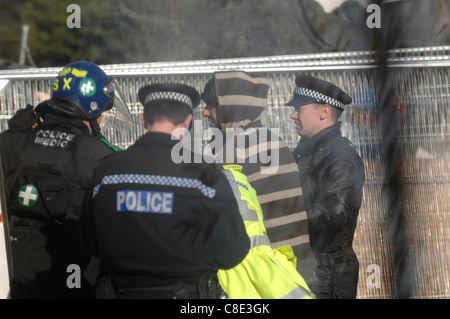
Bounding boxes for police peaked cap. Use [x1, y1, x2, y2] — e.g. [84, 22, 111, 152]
[138, 83, 200, 109]
[286, 74, 352, 110]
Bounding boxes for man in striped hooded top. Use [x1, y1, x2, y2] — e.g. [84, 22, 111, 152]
[199, 70, 317, 283]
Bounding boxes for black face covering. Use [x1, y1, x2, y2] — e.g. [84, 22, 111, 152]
[201, 78, 222, 131]
[201, 78, 219, 107]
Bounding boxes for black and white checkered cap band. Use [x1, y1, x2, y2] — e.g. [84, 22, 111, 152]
[294, 87, 345, 110]
[144, 91, 193, 108]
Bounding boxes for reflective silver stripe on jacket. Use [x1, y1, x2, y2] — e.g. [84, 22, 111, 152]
[222, 170, 259, 222]
[223, 169, 272, 250]
[250, 235, 271, 249]
[281, 286, 313, 299]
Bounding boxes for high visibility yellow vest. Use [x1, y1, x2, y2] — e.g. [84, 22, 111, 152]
[218, 165, 315, 299]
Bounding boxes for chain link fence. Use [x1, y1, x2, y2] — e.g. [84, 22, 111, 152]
[0, 46, 449, 298]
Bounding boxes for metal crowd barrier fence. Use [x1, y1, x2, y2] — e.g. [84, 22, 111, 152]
[0, 46, 449, 298]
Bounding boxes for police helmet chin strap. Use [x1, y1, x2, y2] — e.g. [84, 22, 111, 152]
[89, 119, 105, 139]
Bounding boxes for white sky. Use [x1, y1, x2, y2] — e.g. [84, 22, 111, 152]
[313, 0, 348, 13]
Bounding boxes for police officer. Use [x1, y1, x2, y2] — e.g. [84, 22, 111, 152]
[80, 83, 250, 299]
[0, 61, 132, 298]
[288, 74, 365, 299]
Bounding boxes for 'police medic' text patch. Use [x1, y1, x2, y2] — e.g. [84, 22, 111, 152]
[116, 190, 173, 214]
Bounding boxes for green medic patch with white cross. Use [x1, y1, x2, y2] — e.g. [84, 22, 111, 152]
[18, 184, 39, 207]
[79, 78, 96, 97]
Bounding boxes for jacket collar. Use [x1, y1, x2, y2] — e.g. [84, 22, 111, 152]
[294, 122, 342, 157]
[43, 113, 90, 133]
[134, 131, 180, 147]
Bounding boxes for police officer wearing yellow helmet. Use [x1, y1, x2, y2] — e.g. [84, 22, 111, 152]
[0, 61, 132, 298]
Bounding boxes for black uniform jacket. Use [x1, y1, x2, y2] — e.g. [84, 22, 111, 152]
[81, 132, 250, 288]
[293, 123, 365, 255]
[1, 120, 116, 224]
[0, 116, 116, 298]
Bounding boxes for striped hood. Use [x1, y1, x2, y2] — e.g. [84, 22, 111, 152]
[212, 71, 269, 130]
[203, 71, 317, 282]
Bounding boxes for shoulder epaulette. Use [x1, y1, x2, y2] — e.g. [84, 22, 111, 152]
[101, 138, 122, 152]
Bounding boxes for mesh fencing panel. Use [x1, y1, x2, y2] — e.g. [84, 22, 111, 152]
[0, 47, 449, 298]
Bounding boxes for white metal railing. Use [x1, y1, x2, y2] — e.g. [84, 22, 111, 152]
[0, 47, 449, 299]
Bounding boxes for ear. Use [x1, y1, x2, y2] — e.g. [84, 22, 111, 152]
[319, 104, 331, 120]
[140, 113, 148, 129]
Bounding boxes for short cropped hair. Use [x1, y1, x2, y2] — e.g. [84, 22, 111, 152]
[312, 103, 343, 122]
[143, 100, 192, 126]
